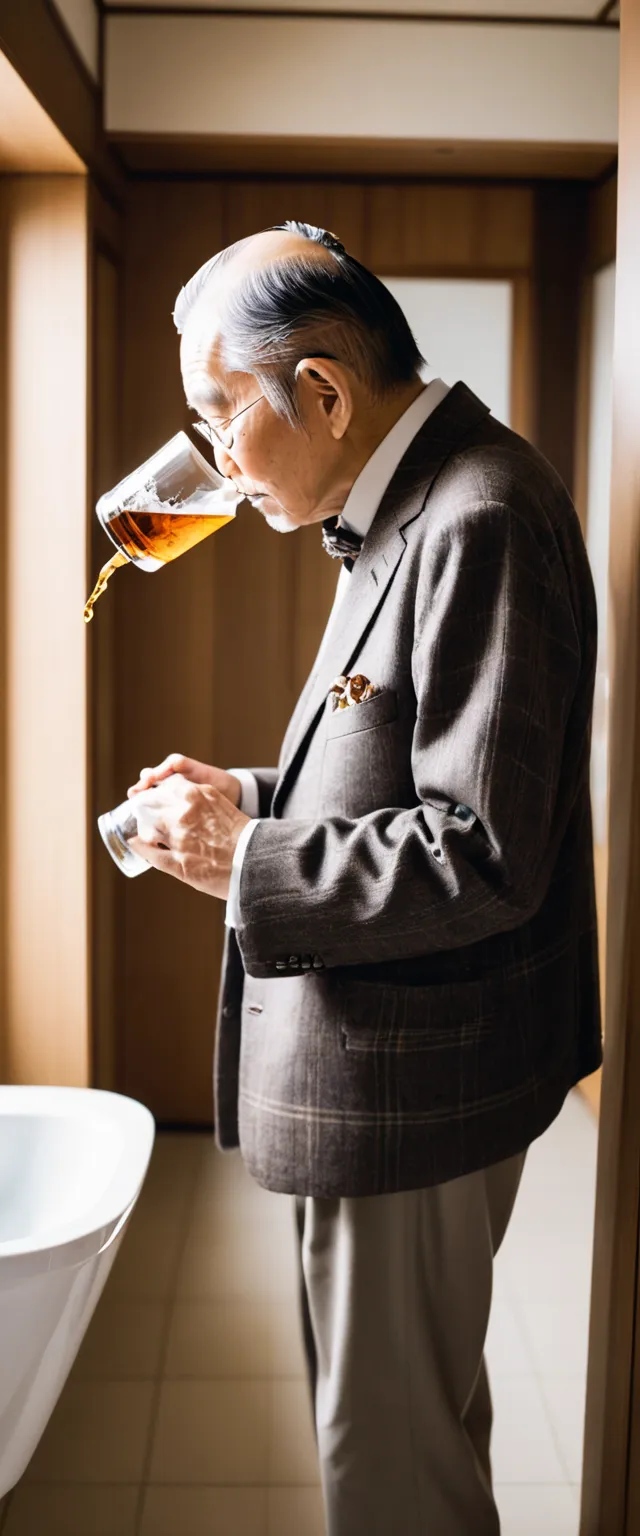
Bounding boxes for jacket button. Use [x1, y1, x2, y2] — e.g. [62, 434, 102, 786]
[312, 955, 324, 969]
[288, 955, 300, 968]
[222, 1004, 235, 1017]
[301, 956, 312, 970]
[275, 961, 287, 970]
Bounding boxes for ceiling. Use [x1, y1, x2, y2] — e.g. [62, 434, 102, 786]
[102, 0, 618, 19]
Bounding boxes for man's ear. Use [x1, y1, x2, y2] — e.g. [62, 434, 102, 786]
[294, 357, 353, 440]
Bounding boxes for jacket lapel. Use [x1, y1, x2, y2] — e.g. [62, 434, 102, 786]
[271, 382, 490, 817]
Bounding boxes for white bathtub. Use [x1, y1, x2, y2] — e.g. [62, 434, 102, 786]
[0, 1086, 155, 1498]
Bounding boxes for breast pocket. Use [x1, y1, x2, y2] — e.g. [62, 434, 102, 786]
[325, 687, 398, 738]
[319, 689, 413, 817]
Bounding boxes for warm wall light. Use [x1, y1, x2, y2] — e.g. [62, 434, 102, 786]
[0, 51, 85, 174]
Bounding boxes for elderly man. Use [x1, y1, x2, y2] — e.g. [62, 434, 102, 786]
[129, 222, 602, 1535]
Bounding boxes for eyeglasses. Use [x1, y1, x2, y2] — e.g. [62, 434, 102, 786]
[192, 395, 263, 453]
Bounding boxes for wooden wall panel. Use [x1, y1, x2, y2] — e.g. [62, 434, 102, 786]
[510, 275, 534, 442]
[90, 249, 121, 1093]
[0, 0, 123, 199]
[588, 169, 618, 274]
[115, 135, 617, 185]
[581, 0, 640, 1525]
[532, 182, 588, 498]
[114, 180, 227, 1120]
[0, 184, 7, 1084]
[0, 174, 90, 1086]
[368, 183, 533, 275]
[223, 180, 367, 261]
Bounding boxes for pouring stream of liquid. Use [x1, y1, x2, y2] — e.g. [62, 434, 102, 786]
[84, 550, 128, 624]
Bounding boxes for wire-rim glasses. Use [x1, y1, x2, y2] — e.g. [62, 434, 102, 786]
[192, 395, 263, 453]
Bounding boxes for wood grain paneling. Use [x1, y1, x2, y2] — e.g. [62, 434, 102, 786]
[90, 248, 122, 1093]
[368, 182, 533, 275]
[588, 168, 618, 273]
[114, 180, 226, 1120]
[532, 182, 588, 496]
[89, 181, 123, 260]
[0, 49, 85, 174]
[0, 0, 123, 200]
[223, 180, 367, 261]
[0, 174, 90, 1086]
[581, 0, 640, 1524]
[510, 274, 534, 441]
[112, 133, 618, 183]
[0, 184, 7, 1084]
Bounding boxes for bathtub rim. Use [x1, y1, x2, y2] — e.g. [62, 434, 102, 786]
[0, 1087, 155, 1280]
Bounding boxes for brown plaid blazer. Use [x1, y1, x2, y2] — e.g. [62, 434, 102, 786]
[214, 382, 603, 1197]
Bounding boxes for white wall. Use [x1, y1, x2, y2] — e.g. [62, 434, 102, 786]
[586, 261, 616, 845]
[51, 0, 99, 81]
[383, 279, 512, 426]
[105, 16, 618, 144]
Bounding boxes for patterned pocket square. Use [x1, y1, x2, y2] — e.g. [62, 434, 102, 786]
[329, 673, 381, 711]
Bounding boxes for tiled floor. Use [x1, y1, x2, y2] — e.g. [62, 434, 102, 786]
[0, 1088, 598, 1535]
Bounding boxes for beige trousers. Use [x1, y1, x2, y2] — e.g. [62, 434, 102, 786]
[294, 1150, 527, 1536]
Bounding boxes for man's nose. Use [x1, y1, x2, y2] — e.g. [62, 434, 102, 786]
[213, 443, 238, 480]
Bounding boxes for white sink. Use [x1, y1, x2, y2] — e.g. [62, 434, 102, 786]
[0, 1086, 155, 1497]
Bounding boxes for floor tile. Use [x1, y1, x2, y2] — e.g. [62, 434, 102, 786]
[101, 1134, 206, 1306]
[71, 1299, 168, 1380]
[538, 1376, 587, 1484]
[494, 1482, 579, 1536]
[485, 1295, 533, 1377]
[23, 1381, 155, 1484]
[164, 1295, 306, 1380]
[142, 1133, 207, 1197]
[267, 1300, 308, 1377]
[269, 1382, 320, 1486]
[105, 1202, 187, 1301]
[148, 1381, 269, 1484]
[516, 1299, 590, 1378]
[267, 1486, 325, 1536]
[176, 1223, 298, 1301]
[3, 1484, 139, 1535]
[140, 1486, 266, 1536]
[490, 1376, 566, 1484]
[164, 1299, 273, 1378]
[192, 1158, 292, 1233]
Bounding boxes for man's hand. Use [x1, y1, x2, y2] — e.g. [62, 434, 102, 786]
[127, 772, 250, 899]
[128, 753, 242, 808]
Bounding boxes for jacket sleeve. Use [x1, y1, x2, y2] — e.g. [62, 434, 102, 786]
[234, 502, 584, 978]
[247, 768, 279, 819]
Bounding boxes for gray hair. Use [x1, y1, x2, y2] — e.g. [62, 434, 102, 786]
[173, 221, 424, 425]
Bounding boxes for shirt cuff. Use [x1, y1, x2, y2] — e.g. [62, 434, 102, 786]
[225, 816, 260, 928]
[228, 768, 260, 819]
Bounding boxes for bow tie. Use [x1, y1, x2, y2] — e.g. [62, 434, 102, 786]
[321, 516, 363, 572]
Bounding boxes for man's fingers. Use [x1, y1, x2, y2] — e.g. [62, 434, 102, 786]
[128, 836, 180, 877]
[128, 754, 189, 797]
[134, 799, 172, 847]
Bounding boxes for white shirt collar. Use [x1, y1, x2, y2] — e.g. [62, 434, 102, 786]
[339, 377, 450, 541]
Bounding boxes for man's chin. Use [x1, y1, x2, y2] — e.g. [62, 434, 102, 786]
[261, 503, 300, 533]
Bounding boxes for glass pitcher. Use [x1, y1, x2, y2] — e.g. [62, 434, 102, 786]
[85, 430, 241, 621]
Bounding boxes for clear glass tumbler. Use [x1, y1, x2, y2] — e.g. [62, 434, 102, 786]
[98, 801, 151, 879]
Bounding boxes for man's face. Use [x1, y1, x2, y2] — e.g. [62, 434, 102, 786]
[180, 316, 347, 533]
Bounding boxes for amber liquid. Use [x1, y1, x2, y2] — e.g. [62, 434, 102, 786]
[83, 505, 235, 623]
